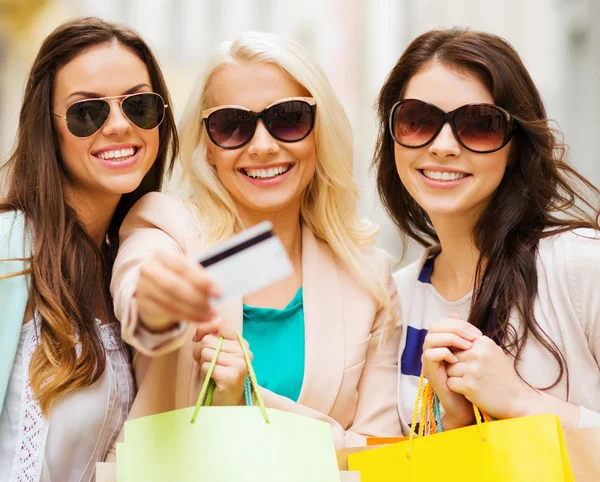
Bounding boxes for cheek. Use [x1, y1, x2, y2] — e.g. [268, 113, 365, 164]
[55, 126, 90, 176]
[393, 145, 419, 181]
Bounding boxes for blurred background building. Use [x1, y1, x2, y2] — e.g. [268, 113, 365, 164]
[1, 0, 598, 264]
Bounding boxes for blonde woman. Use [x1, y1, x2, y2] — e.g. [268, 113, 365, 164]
[110, 31, 402, 448]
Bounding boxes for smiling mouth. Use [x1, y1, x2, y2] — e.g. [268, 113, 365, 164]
[240, 164, 293, 180]
[420, 169, 471, 181]
[94, 146, 139, 161]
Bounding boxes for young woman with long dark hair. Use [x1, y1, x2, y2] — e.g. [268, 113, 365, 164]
[0, 17, 178, 480]
[375, 28, 600, 433]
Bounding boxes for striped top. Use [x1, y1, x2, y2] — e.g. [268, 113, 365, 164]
[394, 229, 600, 434]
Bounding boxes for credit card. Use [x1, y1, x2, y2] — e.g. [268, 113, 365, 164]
[198, 221, 293, 302]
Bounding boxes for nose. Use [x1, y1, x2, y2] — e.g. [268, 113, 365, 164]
[101, 99, 132, 137]
[428, 123, 460, 158]
[246, 120, 279, 157]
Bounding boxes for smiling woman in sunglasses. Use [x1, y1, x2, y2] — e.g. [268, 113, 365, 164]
[375, 28, 600, 434]
[0, 17, 177, 480]
[110, 31, 402, 449]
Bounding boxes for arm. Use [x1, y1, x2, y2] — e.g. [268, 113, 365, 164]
[112, 192, 214, 356]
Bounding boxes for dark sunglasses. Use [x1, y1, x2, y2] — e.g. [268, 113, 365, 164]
[202, 97, 316, 149]
[53, 92, 168, 138]
[389, 99, 516, 154]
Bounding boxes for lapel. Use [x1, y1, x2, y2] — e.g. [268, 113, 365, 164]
[296, 226, 345, 414]
[187, 226, 346, 414]
[0, 211, 31, 411]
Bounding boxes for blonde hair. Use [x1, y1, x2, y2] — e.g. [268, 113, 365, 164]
[178, 31, 396, 340]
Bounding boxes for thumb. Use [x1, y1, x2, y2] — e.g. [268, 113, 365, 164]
[448, 312, 462, 320]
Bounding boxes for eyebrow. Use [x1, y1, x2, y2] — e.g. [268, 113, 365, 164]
[65, 83, 152, 102]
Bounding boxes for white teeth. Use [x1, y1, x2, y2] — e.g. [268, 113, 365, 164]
[97, 147, 136, 161]
[244, 165, 291, 179]
[422, 169, 467, 181]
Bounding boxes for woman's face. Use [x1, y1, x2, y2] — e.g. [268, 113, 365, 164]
[52, 43, 160, 205]
[394, 61, 511, 222]
[205, 62, 317, 221]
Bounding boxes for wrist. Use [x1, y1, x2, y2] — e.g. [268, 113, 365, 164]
[138, 313, 178, 333]
[507, 384, 544, 419]
[442, 412, 475, 431]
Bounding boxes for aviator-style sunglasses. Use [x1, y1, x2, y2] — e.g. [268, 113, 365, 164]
[389, 99, 517, 154]
[52, 92, 168, 138]
[202, 97, 317, 149]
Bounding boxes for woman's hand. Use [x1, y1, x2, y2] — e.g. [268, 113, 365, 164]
[136, 251, 221, 332]
[421, 313, 481, 430]
[192, 318, 251, 406]
[446, 335, 539, 420]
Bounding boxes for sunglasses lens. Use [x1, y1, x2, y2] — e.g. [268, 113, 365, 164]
[207, 108, 255, 148]
[264, 101, 314, 141]
[122, 93, 165, 130]
[392, 100, 442, 147]
[65, 100, 110, 137]
[454, 105, 509, 152]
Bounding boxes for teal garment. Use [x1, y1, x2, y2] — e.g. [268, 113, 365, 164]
[0, 211, 31, 412]
[243, 287, 305, 402]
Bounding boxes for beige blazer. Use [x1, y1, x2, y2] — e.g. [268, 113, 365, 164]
[110, 192, 402, 450]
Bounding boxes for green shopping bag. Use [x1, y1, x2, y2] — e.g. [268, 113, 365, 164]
[117, 332, 340, 482]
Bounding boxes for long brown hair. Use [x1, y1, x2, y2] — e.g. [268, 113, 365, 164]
[0, 17, 178, 414]
[375, 28, 600, 393]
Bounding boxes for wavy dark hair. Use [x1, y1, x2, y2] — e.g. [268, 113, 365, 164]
[375, 28, 600, 393]
[0, 17, 178, 414]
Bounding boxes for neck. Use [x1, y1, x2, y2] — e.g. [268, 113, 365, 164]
[237, 204, 302, 264]
[429, 212, 482, 297]
[64, 186, 121, 248]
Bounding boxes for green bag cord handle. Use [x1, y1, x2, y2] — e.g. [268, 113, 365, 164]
[190, 330, 270, 425]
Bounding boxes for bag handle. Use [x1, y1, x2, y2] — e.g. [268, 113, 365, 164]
[405, 370, 492, 460]
[190, 330, 270, 425]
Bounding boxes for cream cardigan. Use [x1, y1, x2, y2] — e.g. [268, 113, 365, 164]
[394, 228, 600, 434]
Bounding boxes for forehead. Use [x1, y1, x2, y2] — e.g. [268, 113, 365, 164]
[403, 61, 494, 111]
[53, 43, 151, 100]
[208, 62, 309, 111]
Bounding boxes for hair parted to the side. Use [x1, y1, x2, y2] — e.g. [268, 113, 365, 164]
[178, 31, 396, 340]
[0, 16, 178, 415]
[376, 28, 600, 394]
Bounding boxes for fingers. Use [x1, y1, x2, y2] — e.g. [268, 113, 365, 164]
[193, 319, 241, 342]
[157, 251, 221, 298]
[137, 251, 221, 325]
[446, 361, 468, 378]
[422, 347, 459, 365]
[193, 334, 252, 367]
[428, 317, 482, 341]
[423, 332, 474, 351]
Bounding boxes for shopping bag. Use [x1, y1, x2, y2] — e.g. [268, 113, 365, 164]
[117, 331, 340, 482]
[564, 427, 600, 481]
[348, 371, 574, 482]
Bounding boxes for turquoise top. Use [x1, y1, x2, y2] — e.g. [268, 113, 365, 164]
[243, 287, 305, 402]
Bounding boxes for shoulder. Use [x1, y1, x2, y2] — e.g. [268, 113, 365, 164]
[538, 228, 600, 272]
[0, 210, 23, 236]
[0, 210, 27, 253]
[120, 192, 200, 246]
[393, 247, 434, 294]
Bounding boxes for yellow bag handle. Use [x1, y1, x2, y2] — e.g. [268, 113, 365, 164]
[406, 370, 492, 460]
[190, 330, 270, 425]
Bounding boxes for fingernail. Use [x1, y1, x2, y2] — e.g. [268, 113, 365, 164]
[209, 287, 222, 299]
[192, 332, 198, 342]
[467, 326, 482, 337]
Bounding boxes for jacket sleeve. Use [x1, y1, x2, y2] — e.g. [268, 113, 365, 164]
[111, 192, 196, 356]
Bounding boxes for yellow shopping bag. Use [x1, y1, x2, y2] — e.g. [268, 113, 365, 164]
[117, 332, 340, 482]
[349, 371, 574, 482]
